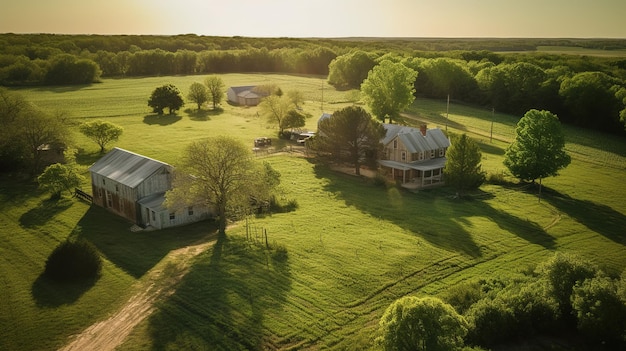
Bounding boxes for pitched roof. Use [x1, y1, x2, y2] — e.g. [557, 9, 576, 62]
[382, 124, 450, 153]
[89, 148, 171, 188]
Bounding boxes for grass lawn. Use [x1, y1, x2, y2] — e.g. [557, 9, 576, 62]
[2, 73, 626, 350]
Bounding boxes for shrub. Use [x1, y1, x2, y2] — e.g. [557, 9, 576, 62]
[572, 275, 626, 343]
[271, 242, 288, 262]
[378, 296, 468, 351]
[465, 297, 516, 347]
[536, 253, 598, 324]
[443, 280, 485, 314]
[44, 239, 102, 282]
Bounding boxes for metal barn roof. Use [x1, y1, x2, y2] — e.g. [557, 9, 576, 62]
[89, 148, 171, 188]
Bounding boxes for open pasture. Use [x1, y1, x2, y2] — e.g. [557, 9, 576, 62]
[2, 73, 626, 350]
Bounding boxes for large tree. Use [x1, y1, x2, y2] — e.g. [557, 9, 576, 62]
[148, 84, 184, 115]
[38, 162, 84, 198]
[360, 60, 417, 124]
[315, 106, 386, 175]
[79, 120, 123, 153]
[187, 82, 209, 110]
[259, 95, 294, 135]
[444, 133, 485, 197]
[165, 136, 279, 235]
[378, 296, 468, 351]
[204, 76, 225, 109]
[504, 109, 571, 188]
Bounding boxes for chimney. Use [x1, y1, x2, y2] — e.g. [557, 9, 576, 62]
[419, 124, 427, 136]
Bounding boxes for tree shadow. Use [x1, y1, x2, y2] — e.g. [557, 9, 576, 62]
[142, 114, 182, 126]
[76, 206, 217, 278]
[476, 140, 505, 156]
[146, 235, 292, 350]
[19, 197, 74, 228]
[75, 148, 104, 166]
[31, 272, 98, 307]
[185, 107, 223, 121]
[538, 186, 626, 245]
[313, 164, 482, 258]
[313, 163, 556, 257]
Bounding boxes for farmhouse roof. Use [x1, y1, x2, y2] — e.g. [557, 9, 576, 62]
[137, 192, 167, 212]
[229, 85, 260, 98]
[382, 124, 450, 153]
[89, 147, 171, 188]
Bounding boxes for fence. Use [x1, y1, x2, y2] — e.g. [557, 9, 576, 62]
[74, 188, 93, 203]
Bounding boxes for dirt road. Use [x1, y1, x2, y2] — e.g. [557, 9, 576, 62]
[59, 237, 215, 351]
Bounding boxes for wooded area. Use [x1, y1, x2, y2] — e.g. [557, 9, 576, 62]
[1, 34, 625, 134]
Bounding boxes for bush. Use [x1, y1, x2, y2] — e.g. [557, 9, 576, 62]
[572, 275, 626, 343]
[271, 242, 288, 262]
[44, 239, 102, 282]
[465, 297, 516, 347]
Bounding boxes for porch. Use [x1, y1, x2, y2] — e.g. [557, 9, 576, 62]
[378, 158, 446, 189]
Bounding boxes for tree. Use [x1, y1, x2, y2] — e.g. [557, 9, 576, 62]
[572, 275, 626, 343]
[504, 109, 571, 193]
[79, 120, 123, 153]
[204, 76, 225, 109]
[287, 89, 305, 109]
[259, 95, 293, 135]
[37, 163, 84, 198]
[444, 133, 485, 196]
[315, 106, 386, 175]
[361, 60, 417, 124]
[282, 109, 306, 131]
[148, 84, 184, 115]
[19, 108, 71, 174]
[327, 50, 378, 89]
[187, 82, 209, 110]
[378, 296, 468, 351]
[165, 136, 279, 235]
[537, 253, 598, 324]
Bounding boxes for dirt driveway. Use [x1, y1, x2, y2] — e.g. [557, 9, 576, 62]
[59, 236, 216, 351]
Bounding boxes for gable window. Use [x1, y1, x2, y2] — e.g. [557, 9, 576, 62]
[419, 152, 424, 161]
[430, 150, 435, 158]
[102, 178, 106, 185]
[188, 206, 194, 216]
[169, 212, 175, 220]
[393, 139, 398, 149]
[439, 148, 445, 157]
[115, 184, 119, 192]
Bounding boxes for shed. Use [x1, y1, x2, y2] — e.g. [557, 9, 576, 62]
[227, 86, 264, 106]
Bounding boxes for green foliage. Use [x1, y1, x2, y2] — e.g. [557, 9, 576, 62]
[44, 238, 102, 282]
[282, 109, 307, 131]
[327, 50, 377, 89]
[572, 275, 626, 343]
[79, 119, 123, 153]
[504, 109, 571, 182]
[315, 106, 386, 175]
[44, 54, 101, 85]
[259, 94, 293, 134]
[409, 57, 479, 101]
[360, 60, 418, 124]
[187, 82, 209, 110]
[537, 253, 598, 322]
[37, 163, 84, 198]
[378, 296, 467, 351]
[148, 84, 184, 115]
[204, 75, 225, 109]
[444, 133, 485, 196]
[465, 295, 516, 347]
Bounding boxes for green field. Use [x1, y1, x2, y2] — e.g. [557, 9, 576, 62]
[2, 74, 626, 350]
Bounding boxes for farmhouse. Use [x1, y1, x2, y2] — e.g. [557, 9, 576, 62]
[227, 86, 266, 106]
[379, 124, 450, 189]
[89, 147, 211, 230]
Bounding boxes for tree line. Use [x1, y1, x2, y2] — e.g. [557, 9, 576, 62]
[1, 34, 625, 133]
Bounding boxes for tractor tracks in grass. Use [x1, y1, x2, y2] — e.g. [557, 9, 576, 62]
[59, 234, 217, 351]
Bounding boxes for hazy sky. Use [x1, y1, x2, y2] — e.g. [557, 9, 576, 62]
[1, 0, 624, 38]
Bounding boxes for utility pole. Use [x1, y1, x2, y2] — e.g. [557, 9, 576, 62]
[490, 107, 494, 143]
[446, 94, 450, 132]
[321, 80, 324, 112]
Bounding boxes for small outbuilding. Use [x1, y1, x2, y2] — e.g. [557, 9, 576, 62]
[227, 86, 266, 106]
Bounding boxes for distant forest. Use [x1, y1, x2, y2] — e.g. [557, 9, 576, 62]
[1, 34, 625, 134]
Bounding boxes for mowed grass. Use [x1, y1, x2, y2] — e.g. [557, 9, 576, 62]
[2, 73, 626, 350]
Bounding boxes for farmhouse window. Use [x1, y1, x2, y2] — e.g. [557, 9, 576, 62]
[152, 211, 156, 221]
[393, 140, 397, 149]
[102, 178, 105, 185]
[105, 191, 112, 208]
[439, 148, 445, 157]
[188, 206, 194, 216]
[169, 212, 175, 220]
[115, 184, 119, 192]
[401, 151, 406, 161]
[430, 150, 435, 158]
